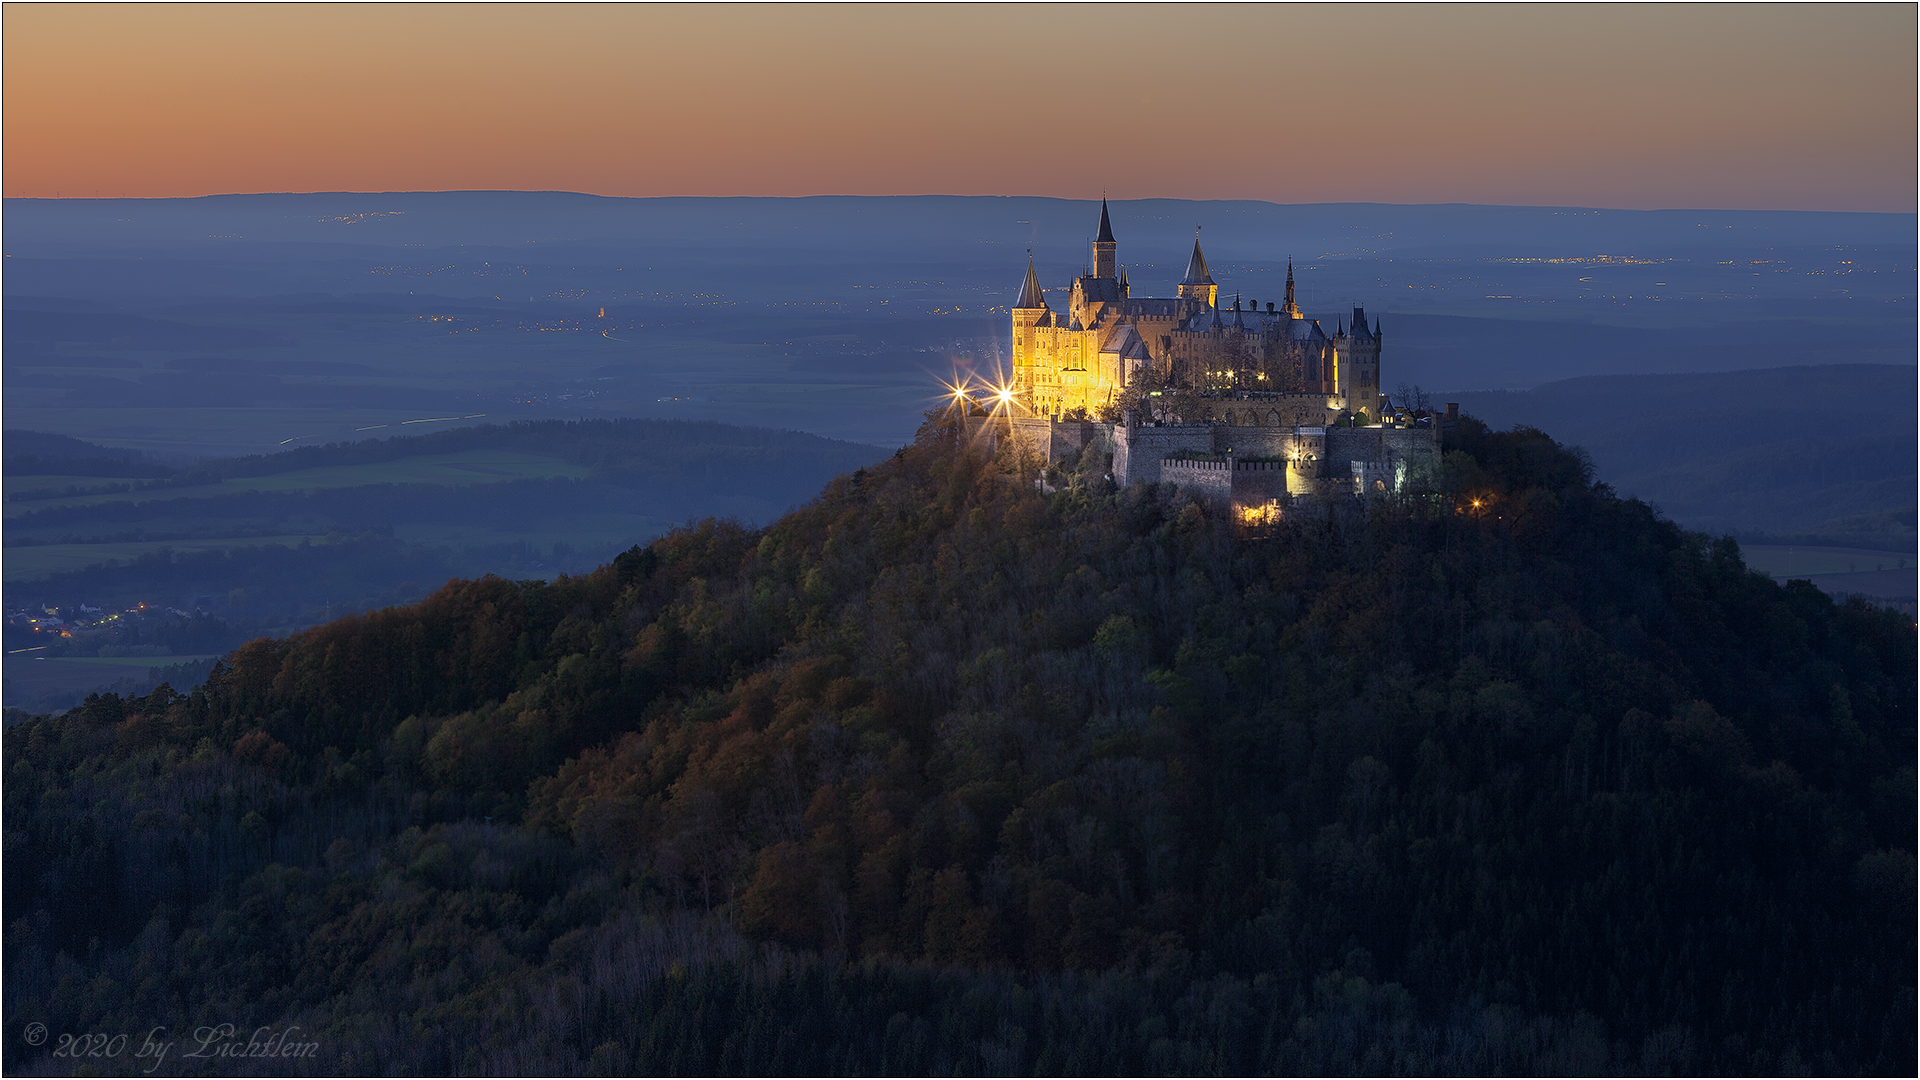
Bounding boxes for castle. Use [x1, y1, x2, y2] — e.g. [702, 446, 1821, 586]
[1011, 199, 1382, 423]
[991, 201, 1439, 516]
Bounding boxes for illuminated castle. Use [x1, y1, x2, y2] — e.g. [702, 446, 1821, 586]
[1010, 199, 1382, 422]
[986, 201, 1436, 511]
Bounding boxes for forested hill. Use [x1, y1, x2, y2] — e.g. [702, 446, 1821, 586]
[6, 414, 1914, 1075]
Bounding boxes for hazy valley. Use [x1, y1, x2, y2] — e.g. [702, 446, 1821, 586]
[5, 194, 1913, 710]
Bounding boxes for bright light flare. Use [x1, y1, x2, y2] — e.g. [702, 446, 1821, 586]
[935, 373, 981, 415]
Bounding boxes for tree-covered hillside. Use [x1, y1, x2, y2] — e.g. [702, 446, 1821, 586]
[5, 412, 1912, 1075]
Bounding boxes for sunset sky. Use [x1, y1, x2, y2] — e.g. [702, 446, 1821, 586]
[5, 3, 1914, 212]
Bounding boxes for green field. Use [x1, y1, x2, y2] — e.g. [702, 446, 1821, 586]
[5, 449, 590, 517]
[3, 475, 150, 500]
[1739, 544, 1915, 579]
[4, 535, 331, 583]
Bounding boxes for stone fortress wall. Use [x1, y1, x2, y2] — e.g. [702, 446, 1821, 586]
[983, 407, 1442, 509]
[1111, 411, 1441, 505]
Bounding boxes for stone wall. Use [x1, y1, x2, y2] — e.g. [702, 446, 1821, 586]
[1048, 420, 1105, 465]
[1113, 419, 1213, 486]
[1325, 425, 1441, 494]
[1161, 454, 1233, 511]
[1230, 459, 1289, 507]
[1111, 415, 1438, 496]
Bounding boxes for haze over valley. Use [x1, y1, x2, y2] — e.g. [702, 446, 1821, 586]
[6, 193, 1913, 710]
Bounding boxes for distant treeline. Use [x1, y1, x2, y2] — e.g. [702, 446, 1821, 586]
[1738, 505, 1917, 553]
[5, 413, 1911, 1074]
[3, 429, 171, 478]
[1447, 365, 1918, 543]
[6, 537, 463, 622]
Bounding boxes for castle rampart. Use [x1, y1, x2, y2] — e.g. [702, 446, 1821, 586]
[1116, 409, 1439, 506]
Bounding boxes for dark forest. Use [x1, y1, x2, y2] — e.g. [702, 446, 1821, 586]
[5, 412, 1913, 1075]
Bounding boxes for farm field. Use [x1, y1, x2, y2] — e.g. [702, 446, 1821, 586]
[5, 535, 332, 584]
[4, 449, 591, 518]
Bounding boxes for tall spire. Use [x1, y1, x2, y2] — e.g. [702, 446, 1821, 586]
[1283, 258, 1299, 316]
[1014, 252, 1047, 309]
[1180, 235, 1214, 286]
[1091, 195, 1118, 279]
[1177, 226, 1218, 309]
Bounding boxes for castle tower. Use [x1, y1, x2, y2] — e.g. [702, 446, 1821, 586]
[1177, 234, 1218, 308]
[1283, 260, 1301, 318]
[1092, 198, 1118, 281]
[1013, 253, 1048, 319]
[1336, 304, 1382, 419]
[1011, 254, 1051, 410]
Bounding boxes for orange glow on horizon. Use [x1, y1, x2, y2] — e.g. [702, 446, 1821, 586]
[3, 4, 1914, 211]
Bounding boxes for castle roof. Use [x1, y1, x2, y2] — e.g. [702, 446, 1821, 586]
[1095, 198, 1116, 244]
[1121, 297, 1183, 318]
[1014, 256, 1047, 309]
[1348, 306, 1373, 340]
[1075, 275, 1123, 303]
[1180, 239, 1215, 286]
[1282, 317, 1325, 342]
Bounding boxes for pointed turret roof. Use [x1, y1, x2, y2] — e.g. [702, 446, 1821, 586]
[1181, 237, 1215, 286]
[1014, 255, 1047, 309]
[1095, 197, 1116, 243]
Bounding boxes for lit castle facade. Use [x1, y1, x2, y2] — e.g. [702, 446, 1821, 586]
[993, 201, 1438, 515]
[1010, 199, 1382, 422]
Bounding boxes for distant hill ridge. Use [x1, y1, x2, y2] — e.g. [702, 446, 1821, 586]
[6, 191, 1911, 256]
[1444, 364, 1916, 541]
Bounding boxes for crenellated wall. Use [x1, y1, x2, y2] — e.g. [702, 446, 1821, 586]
[1161, 454, 1234, 511]
[1115, 413, 1439, 499]
[1113, 415, 1213, 486]
[1230, 459, 1289, 507]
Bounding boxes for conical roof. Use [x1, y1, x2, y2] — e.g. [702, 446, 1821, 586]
[1014, 256, 1047, 309]
[1180, 239, 1214, 286]
[1095, 198, 1116, 243]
